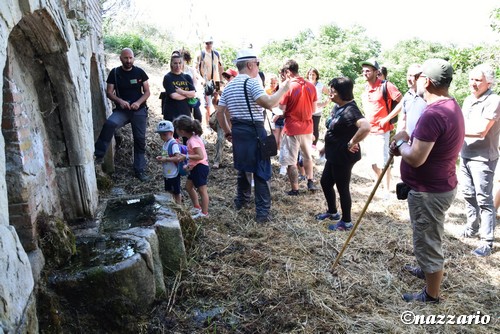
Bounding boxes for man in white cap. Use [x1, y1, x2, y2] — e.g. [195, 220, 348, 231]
[216, 49, 290, 223]
[391, 58, 465, 303]
[195, 36, 224, 129]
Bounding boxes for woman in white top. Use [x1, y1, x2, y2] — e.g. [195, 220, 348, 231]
[307, 68, 330, 149]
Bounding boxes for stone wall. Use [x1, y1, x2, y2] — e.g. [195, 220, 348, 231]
[0, 0, 108, 332]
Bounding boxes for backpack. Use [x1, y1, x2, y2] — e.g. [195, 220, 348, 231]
[199, 50, 221, 79]
[167, 139, 188, 176]
[382, 80, 398, 125]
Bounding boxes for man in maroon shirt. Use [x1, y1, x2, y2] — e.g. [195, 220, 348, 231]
[391, 58, 465, 303]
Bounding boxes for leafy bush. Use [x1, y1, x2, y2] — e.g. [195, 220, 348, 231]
[104, 33, 170, 64]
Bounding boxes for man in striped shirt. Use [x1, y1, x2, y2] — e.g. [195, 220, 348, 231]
[217, 49, 290, 223]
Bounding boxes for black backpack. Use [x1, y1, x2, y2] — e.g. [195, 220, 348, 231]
[382, 80, 398, 125]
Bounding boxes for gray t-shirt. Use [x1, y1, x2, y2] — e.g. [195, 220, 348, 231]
[461, 90, 500, 161]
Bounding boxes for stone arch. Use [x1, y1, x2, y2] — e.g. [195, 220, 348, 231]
[2, 8, 98, 251]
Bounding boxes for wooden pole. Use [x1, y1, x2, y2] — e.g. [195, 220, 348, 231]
[331, 154, 394, 270]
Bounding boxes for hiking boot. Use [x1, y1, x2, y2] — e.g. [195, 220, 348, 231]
[307, 179, 318, 191]
[256, 215, 272, 223]
[403, 264, 425, 280]
[402, 287, 439, 303]
[472, 244, 492, 257]
[328, 220, 353, 231]
[94, 156, 104, 164]
[135, 172, 151, 182]
[287, 189, 300, 196]
[315, 212, 341, 221]
[298, 174, 306, 181]
[234, 200, 251, 210]
[461, 228, 478, 238]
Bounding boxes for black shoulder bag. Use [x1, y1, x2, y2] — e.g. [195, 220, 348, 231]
[382, 80, 398, 124]
[243, 78, 278, 160]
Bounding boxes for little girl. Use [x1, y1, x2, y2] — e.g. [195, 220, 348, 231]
[173, 115, 210, 219]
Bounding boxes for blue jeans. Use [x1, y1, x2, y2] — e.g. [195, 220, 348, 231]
[94, 107, 148, 174]
[235, 170, 271, 220]
[461, 158, 497, 243]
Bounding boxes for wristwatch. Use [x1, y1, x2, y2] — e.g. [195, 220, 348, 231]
[396, 139, 407, 149]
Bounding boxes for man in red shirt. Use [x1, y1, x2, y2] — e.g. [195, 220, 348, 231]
[360, 59, 402, 196]
[279, 60, 318, 195]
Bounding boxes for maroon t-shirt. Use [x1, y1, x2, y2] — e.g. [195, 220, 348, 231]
[401, 98, 465, 192]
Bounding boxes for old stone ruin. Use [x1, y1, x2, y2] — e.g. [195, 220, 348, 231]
[0, 1, 188, 333]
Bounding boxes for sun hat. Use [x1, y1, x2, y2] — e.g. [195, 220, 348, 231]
[360, 58, 380, 70]
[421, 58, 453, 84]
[155, 120, 174, 133]
[204, 36, 213, 43]
[222, 68, 238, 78]
[234, 49, 258, 63]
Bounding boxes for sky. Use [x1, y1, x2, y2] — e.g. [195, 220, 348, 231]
[131, 0, 498, 51]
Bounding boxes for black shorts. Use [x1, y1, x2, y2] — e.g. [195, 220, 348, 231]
[188, 163, 209, 188]
[164, 175, 181, 195]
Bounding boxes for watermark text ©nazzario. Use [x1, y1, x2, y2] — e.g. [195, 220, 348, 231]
[400, 311, 491, 325]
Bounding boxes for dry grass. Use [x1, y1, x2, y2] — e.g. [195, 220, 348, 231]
[101, 54, 499, 333]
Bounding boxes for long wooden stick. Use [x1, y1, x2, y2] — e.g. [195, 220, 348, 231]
[331, 154, 394, 270]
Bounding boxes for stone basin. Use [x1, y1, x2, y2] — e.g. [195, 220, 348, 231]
[47, 193, 188, 332]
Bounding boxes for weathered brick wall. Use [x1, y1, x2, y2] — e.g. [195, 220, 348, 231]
[0, 0, 108, 332]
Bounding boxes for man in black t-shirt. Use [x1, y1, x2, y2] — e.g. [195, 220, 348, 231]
[94, 48, 151, 181]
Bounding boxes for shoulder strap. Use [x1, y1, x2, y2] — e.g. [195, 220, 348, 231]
[382, 80, 389, 111]
[166, 138, 176, 156]
[199, 50, 206, 74]
[210, 51, 215, 80]
[244, 78, 272, 139]
[114, 67, 121, 98]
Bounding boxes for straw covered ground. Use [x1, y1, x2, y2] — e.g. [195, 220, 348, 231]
[99, 54, 499, 333]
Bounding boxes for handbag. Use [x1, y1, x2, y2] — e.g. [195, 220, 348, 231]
[204, 80, 215, 96]
[187, 97, 201, 108]
[209, 111, 218, 131]
[396, 182, 411, 200]
[243, 79, 278, 160]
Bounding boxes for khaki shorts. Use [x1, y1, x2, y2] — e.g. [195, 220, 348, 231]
[408, 188, 456, 273]
[279, 134, 313, 166]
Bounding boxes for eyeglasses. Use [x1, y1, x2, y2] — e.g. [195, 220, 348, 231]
[249, 61, 260, 67]
[205, 42, 213, 45]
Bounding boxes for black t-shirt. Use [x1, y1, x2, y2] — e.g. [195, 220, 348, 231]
[324, 101, 364, 164]
[106, 66, 149, 107]
[162, 72, 195, 121]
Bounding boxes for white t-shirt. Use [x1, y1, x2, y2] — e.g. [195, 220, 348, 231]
[313, 81, 325, 117]
[162, 138, 181, 178]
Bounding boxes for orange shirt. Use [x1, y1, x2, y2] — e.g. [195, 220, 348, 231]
[280, 77, 317, 136]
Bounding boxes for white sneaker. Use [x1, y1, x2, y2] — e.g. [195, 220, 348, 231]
[189, 207, 202, 215]
[279, 166, 287, 175]
[192, 211, 209, 219]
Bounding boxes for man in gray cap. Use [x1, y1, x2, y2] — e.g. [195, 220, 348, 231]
[216, 49, 290, 223]
[390, 58, 465, 303]
[360, 58, 402, 197]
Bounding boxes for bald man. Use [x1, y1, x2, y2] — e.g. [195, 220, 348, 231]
[94, 48, 151, 181]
